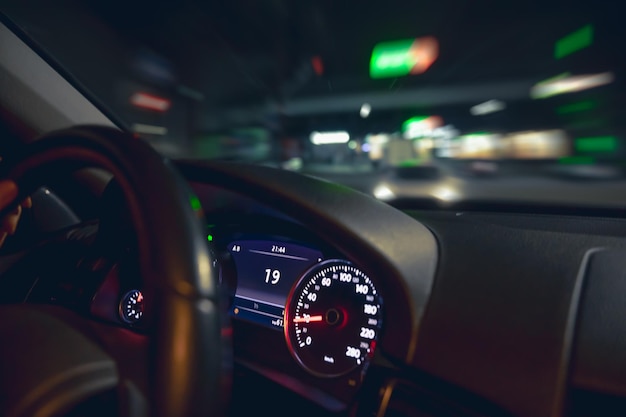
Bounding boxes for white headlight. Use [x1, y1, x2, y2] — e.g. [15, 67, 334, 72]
[373, 184, 395, 201]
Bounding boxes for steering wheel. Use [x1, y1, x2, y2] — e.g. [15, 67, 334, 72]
[0, 126, 227, 417]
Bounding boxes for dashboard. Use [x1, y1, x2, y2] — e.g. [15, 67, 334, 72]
[6, 161, 626, 417]
[209, 219, 384, 409]
[0, 194, 388, 411]
[220, 234, 382, 377]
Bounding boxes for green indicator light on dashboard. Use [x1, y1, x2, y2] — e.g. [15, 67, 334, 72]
[207, 234, 213, 242]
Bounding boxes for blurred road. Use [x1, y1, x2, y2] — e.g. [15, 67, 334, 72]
[302, 162, 626, 208]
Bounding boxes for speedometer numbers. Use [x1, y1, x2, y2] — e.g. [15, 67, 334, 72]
[284, 260, 382, 377]
[119, 289, 144, 324]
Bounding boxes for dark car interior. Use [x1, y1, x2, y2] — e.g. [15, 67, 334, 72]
[2, 2, 626, 417]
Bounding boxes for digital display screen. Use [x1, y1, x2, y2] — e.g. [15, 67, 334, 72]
[229, 240, 323, 330]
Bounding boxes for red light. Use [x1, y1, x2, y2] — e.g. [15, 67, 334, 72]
[368, 340, 377, 358]
[130, 92, 171, 112]
[311, 56, 324, 76]
[137, 292, 143, 302]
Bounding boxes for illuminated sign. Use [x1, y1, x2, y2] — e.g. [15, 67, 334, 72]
[556, 100, 597, 114]
[575, 136, 618, 153]
[370, 37, 438, 79]
[555, 24, 594, 59]
[402, 115, 444, 138]
[530, 72, 614, 99]
[310, 131, 350, 145]
[131, 123, 168, 135]
[470, 99, 506, 116]
[130, 92, 171, 112]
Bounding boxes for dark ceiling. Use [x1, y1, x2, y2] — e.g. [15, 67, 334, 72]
[5, 0, 626, 137]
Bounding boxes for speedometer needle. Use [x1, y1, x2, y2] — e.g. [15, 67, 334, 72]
[293, 315, 323, 324]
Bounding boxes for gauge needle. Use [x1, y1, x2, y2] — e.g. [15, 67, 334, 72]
[293, 315, 323, 323]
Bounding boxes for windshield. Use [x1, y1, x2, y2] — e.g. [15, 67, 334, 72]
[5, 1, 626, 209]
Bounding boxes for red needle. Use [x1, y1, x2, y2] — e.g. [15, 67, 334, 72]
[293, 315, 323, 323]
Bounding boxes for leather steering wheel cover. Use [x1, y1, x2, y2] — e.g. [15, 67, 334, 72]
[5, 125, 224, 417]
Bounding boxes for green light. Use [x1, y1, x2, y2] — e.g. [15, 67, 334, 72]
[370, 37, 438, 79]
[398, 158, 423, 167]
[462, 131, 492, 138]
[402, 116, 429, 132]
[575, 136, 618, 153]
[556, 100, 596, 114]
[559, 156, 595, 165]
[370, 39, 415, 79]
[207, 234, 213, 242]
[190, 196, 202, 211]
[555, 24, 594, 59]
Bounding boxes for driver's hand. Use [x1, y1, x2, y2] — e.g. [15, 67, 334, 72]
[0, 180, 31, 248]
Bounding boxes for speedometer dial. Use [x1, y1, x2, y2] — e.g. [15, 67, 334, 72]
[119, 289, 144, 324]
[284, 260, 382, 377]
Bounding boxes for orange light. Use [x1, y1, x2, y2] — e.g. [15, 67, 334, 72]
[293, 315, 324, 323]
[409, 36, 439, 75]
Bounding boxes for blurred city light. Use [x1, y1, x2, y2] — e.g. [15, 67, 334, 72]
[311, 56, 324, 76]
[470, 99, 506, 116]
[555, 24, 594, 59]
[132, 48, 176, 86]
[310, 131, 350, 145]
[458, 132, 501, 158]
[373, 184, 395, 200]
[436, 130, 569, 159]
[575, 136, 618, 153]
[530, 72, 614, 99]
[130, 92, 171, 112]
[366, 134, 390, 162]
[369, 37, 438, 79]
[360, 103, 371, 118]
[431, 185, 461, 203]
[506, 130, 569, 159]
[402, 115, 443, 138]
[559, 156, 596, 165]
[556, 100, 597, 114]
[281, 157, 303, 171]
[177, 85, 205, 101]
[131, 123, 168, 135]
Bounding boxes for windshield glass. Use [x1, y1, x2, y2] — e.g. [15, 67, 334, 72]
[5, 1, 626, 209]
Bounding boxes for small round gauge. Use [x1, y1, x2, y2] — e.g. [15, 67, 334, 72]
[119, 290, 144, 324]
[284, 260, 383, 377]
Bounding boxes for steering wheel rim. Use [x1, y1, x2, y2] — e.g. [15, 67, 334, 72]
[0, 125, 227, 417]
